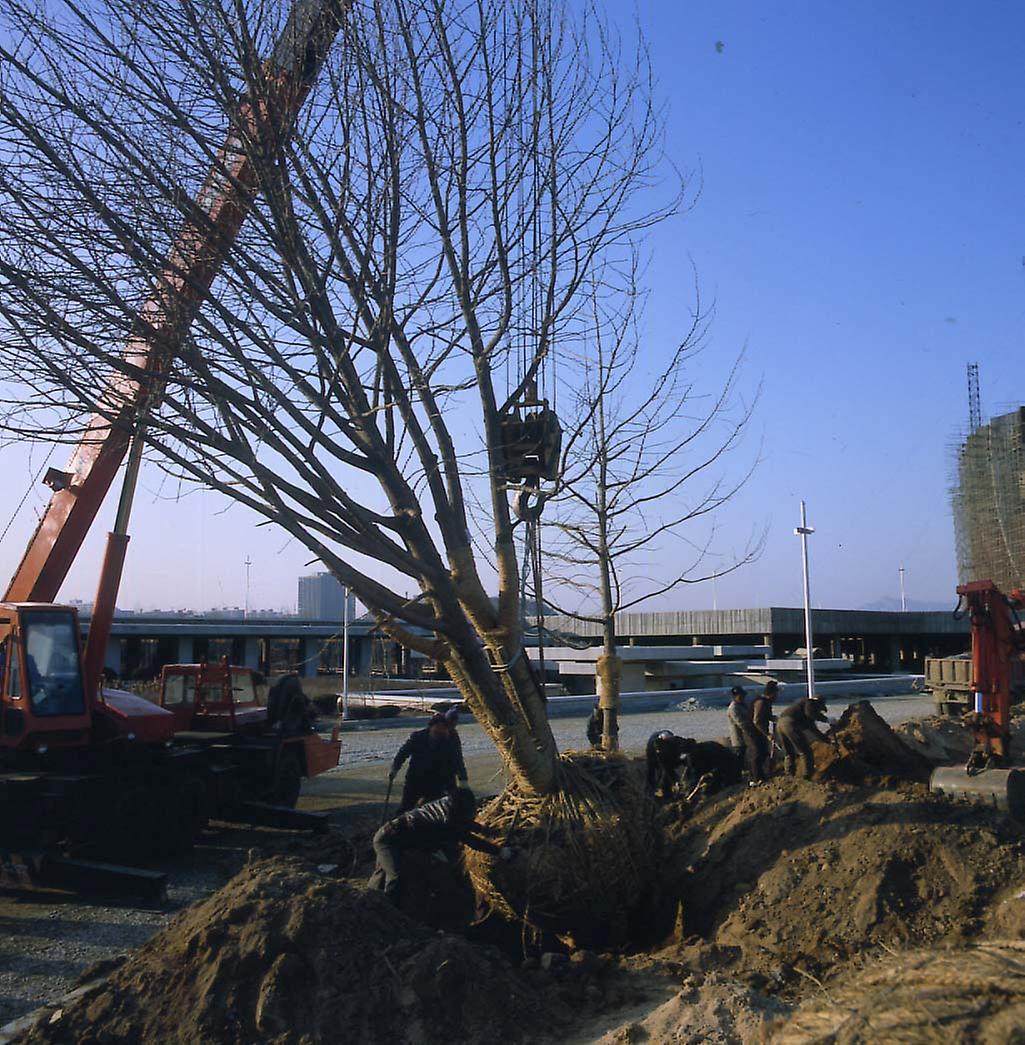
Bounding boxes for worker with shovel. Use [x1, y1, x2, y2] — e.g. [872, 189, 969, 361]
[751, 681, 779, 778]
[369, 787, 514, 905]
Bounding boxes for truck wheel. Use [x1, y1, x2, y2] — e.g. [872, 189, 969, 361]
[273, 751, 303, 808]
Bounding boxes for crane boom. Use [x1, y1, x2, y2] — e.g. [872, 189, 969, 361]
[4, 0, 347, 606]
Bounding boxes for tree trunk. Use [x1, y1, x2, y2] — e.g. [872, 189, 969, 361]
[442, 619, 559, 794]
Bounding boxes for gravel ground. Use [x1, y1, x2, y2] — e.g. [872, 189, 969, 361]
[0, 852, 236, 1030]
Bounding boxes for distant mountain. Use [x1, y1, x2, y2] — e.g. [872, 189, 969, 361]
[858, 596, 953, 612]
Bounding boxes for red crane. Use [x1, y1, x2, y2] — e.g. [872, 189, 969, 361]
[0, 0, 347, 886]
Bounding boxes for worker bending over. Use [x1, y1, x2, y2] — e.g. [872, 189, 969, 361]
[646, 731, 689, 798]
[776, 695, 830, 779]
[369, 788, 513, 904]
[390, 713, 462, 812]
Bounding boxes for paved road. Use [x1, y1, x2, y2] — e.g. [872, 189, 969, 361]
[301, 692, 936, 815]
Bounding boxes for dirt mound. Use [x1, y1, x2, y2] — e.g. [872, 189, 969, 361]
[813, 701, 933, 784]
[772, 941, 1025, 1043]
[596, 972, 790, 1043]
[892, 714, 976, 764]
[24, 860, 578, 1044]
[667, 776, 1025, 986]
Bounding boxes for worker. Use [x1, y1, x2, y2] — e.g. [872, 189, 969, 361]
[751, 680, 778, 778]
[678, 737, 743, 791]
[267, 673, 316, 734]
[726, 686, 749, 754]
[444, 707, 470, 789]
[645, 730, 689, 798]
[390, 713, 461, 813]
[369, 788, 514, 904]
[726, 686, 767, 782]
[586, 702, 602, 749]
[776, 695, 831, 779]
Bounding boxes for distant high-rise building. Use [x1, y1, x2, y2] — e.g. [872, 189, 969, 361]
[951, 405, 1025, 593]
[298, 571, 357, 620]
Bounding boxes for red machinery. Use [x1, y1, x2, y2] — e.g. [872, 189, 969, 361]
[159, 662, 340, 809]
[0, 0, 346, 895]
[930, 580, 1025, 818]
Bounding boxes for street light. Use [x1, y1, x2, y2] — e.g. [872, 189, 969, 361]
[794, 500, 816, 700]
[341, 584, 351, 719]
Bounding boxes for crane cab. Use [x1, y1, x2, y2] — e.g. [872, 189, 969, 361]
[0, 602, 91, 753]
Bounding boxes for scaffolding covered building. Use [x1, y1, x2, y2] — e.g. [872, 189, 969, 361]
[951, 405, 1025, 593]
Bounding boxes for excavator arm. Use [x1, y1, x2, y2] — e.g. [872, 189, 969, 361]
[930, 579, 1025, 818]
[3, 0, 347, 697]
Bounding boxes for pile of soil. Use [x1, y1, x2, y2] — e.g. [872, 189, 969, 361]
[666, 776, 1025, 986]
[595, 972, 790, 1044]
[24, 860, 597, 1044]
[813, 701, 933, 784]
[772, 941, 1025, 1043]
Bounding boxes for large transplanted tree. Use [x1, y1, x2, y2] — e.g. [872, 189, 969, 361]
[0, 0, 680, 795]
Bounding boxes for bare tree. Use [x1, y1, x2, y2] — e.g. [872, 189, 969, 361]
[0, 0, 680, 794]
[537, 275, 762, 750]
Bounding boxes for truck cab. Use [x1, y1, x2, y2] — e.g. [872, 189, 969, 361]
[0, 602, 177, 762]
[159, 660, 268, 734]
[0, 603, 91, 754]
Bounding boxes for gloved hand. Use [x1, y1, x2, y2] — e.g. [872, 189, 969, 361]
[388, 770, 396, 783]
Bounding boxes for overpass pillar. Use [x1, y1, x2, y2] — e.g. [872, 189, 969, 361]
[889, 635, 902, 672]
[242, 638, 260, 670]
[104, 638, 122, 677]
[176, 636, 193, 664]
[355, 637, 373, 676]
[298, 638, 318, 678]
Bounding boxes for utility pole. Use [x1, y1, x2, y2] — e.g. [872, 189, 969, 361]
[341, 585, 351, 720]
[899, 564, 906, 612]
[243, 555, 252, 620]
[794, 501, 816, 700]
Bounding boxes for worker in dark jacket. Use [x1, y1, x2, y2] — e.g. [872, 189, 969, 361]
[678, 738, 743, 791]
[646, 730, 689, 798]
[390, 714, 460, 813]
[751, 680, 778, 778]
[776, 695, 830, 778]
[369, 788, 513, 902]
[586, 702, 602, 749]
[726, 686, 767, 782]
[444, 707, 469, 788]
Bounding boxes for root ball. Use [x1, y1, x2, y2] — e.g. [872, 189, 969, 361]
[465, 751, 664, 947]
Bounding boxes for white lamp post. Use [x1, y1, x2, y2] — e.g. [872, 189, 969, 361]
[341, 585, 351, 719]
[794, 500, 816, 700]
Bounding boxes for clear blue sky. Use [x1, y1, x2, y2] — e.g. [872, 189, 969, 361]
[1, 0, 1023, 613]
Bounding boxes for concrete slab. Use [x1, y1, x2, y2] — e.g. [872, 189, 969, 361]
[764, 658, 852, 672]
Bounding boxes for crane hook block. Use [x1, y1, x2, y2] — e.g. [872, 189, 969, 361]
[496, 404, 562, 484]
